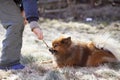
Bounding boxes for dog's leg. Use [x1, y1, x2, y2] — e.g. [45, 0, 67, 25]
[86, 56, 117, 67]
[102, 57, 117, 63]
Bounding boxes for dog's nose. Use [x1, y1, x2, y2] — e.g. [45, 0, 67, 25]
[49, 48, 57, 54]
[49, 48, 55, 54]
[49, 48, 53, 53]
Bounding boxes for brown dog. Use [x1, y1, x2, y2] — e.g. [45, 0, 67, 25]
[49, 34, 120, 68]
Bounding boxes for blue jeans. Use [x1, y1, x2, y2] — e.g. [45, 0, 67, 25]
[0, 0, 24, 67]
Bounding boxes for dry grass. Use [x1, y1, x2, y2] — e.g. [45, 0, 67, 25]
[0, 6, 120, 79]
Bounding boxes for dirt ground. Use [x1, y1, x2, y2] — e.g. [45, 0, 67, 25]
[0, 4, 120, 80]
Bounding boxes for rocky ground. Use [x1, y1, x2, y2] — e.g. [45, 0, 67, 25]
[0, 4, 120, 80]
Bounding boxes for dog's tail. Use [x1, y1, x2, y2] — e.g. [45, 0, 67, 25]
[92, 33, 120, 61]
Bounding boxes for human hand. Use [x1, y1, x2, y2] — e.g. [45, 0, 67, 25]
[30, 21, 43, 40]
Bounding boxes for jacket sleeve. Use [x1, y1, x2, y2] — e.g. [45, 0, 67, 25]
[22, 0, 39, 23]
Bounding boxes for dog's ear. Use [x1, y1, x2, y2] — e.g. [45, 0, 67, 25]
[61, 37, 71, 45]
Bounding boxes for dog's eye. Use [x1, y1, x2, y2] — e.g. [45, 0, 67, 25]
[53, 43, 58, 48]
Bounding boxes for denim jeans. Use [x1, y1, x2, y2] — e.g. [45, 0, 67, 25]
[0, 0, 24, 67]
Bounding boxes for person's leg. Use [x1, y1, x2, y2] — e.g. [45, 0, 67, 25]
[0, 0, 24, 69]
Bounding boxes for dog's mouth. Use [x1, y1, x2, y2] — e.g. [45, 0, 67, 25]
[49, 48, 58, 54]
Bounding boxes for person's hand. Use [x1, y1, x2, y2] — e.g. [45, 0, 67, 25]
[30, 21, 43, 40]
[32, 27, 43, 40]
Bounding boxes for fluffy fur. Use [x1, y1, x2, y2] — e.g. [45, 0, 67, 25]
[49, 34, 120, 68]
[92, 33, 120, 61]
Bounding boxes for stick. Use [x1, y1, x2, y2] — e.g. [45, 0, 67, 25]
[42, 40, 50, 48]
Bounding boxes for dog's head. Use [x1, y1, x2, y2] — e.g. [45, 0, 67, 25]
[49, 36, 72, 55]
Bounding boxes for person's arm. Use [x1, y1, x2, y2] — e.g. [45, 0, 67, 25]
[22, 0, 43, 40]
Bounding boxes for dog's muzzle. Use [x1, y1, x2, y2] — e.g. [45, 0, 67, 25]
[49, 48, 57, 54]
